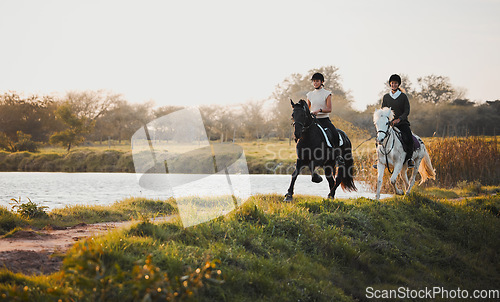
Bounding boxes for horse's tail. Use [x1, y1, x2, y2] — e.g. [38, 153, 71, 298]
[418, 146, 436, 185]
[338, 130, 357, 192]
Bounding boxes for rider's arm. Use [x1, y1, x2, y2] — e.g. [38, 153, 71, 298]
[322, 94, 332, 113]
[399, 94, 410, 121]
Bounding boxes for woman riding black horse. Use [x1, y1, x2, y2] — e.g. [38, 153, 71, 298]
[306, 72, 344, 165]
[285, 99, 356, 201]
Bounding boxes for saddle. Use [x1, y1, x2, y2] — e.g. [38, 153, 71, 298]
[393, 128, 421, 151]
[316, 123, 343, 147]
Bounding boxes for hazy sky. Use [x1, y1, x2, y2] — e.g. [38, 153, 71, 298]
[0, 0, 498, 110]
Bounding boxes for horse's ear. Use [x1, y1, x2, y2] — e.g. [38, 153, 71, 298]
[290, 99, 294, 107]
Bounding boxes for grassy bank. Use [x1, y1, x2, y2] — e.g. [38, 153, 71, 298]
[0, 197, 176, 236]
[1, 190, 499, 301]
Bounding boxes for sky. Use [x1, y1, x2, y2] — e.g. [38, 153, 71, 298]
[0, 0, 499, 111]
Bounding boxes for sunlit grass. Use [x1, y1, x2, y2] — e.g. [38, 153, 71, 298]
[0, 197, 178, 235]
[1, 192, 499, 301]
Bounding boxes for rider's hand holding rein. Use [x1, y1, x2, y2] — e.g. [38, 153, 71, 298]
[391, 118, 401, 126]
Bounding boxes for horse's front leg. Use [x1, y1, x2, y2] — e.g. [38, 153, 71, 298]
[285, 160, 304, 201]
[310, 160, 323, 183]
[390, 160, 405, 195]
[401, 165, 409, 191]
[376, 161, 385, 200]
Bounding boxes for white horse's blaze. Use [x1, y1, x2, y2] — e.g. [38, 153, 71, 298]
[373, 108, 436, 199]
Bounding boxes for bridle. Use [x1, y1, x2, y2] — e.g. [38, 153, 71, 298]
[291, 105, 314, 140]
[377, 117, 391, 144]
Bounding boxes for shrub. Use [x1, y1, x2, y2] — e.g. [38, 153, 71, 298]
[9, 197, 48, 219]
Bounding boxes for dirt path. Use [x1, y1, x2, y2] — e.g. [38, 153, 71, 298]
[0, 217, 172, 275]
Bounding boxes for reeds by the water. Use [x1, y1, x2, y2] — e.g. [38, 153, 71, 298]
[427, 136, 499, 187]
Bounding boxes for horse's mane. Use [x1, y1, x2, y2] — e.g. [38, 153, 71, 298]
[373, 107, 394, 124]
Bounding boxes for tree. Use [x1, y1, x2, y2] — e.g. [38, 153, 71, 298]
[240, 101, 267, 140]
[199, 105, 219, 141]
[49, 103, 94, 152]
[91, 100, 157, 143]
[0, 92, 58, 142]
[153, 105, 184, 119]
[199, 105, 239, 142]
[65, 90, 119, 121]
[0, 131, 38, 152]
[417, 75, 456, 104]
[0, 132, 14, 151]
[62, 90, 137, 144]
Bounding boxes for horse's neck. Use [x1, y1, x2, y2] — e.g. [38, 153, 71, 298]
[302, 119, 319, 142]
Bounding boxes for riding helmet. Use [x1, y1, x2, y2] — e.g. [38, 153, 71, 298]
[388, 74, 401, 85]
[311, 73, 325, 82]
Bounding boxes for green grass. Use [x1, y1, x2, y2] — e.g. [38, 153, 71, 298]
[1, 192, 499, 301]
[0, 197, 177, 235]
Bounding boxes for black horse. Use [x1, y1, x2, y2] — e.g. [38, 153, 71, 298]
[285, 99, 356, 201]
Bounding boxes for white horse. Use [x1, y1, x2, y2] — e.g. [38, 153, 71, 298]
[373, 107, 436, 199]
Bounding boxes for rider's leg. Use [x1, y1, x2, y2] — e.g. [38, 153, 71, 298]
[396, 124, 414, 167]
[317, 118, 344, 165]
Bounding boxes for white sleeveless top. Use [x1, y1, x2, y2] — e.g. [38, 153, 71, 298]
[306, 87, 331, 118]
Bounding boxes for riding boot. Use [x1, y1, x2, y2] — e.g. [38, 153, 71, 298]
[405, 146, 414, 167]
[397, 124, 414, 168]
[408, 159, 415, 168]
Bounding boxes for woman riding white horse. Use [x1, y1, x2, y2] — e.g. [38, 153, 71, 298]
[373, 107, 436, 199]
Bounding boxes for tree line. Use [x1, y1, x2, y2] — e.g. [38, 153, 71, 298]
[1, 66, 498, 152]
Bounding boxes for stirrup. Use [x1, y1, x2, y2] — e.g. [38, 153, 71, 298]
[407, 159, 415, 168]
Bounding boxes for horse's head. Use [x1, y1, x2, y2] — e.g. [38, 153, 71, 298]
[373, 107, 394, 143]
[290, 99, 312, 142]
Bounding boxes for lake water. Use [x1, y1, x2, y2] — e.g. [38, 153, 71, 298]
[0, 172, 389, 210]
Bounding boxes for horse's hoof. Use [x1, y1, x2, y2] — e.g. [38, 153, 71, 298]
[327, 194, 334, 200]
[284, 194, 293, 202]
[311, 173, 323, 183]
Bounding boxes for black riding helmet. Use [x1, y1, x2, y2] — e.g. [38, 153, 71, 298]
[388, 74, 401, 85]
[311, 73, 325, 82]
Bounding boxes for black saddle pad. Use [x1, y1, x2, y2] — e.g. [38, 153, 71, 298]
[412, 135, 421, 150]
[324, 127, 335, 147]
